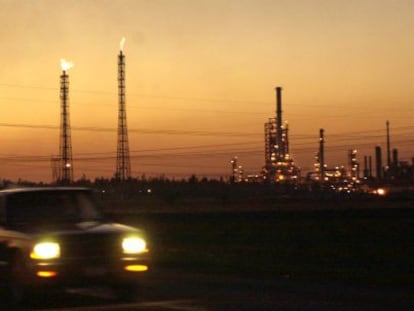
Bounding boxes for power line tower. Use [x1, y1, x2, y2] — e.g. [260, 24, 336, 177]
[59, 59, 74, 184]
[115, 38, 131, 181]
[51, 156, 61, 183]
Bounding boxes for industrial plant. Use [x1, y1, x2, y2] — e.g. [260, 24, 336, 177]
[0, 38, 412, 195]
[262, 87, 300, 183]
[229, 87, 413, 194]
[304, 120, 414, 193]
[41, 64, 414, 193]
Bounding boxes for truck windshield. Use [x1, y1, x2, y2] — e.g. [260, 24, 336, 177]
[6, 190, 103, 227]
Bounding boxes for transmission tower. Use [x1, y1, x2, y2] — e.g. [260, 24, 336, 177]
[59, 62, 74, 184]
[51, 156, 61, 182]
[115, 41, 131, 181]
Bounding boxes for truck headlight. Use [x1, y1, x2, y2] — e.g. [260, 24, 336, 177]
[122, 237, 147, 254]
[30, 242, 60, 260]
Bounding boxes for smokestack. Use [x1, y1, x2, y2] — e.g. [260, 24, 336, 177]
[369, 156, 372, 177]
[275, 86, 283, 155]
[275, 86, 285, 161]
[386, 120, 391, 168]
[375, 146, 383, 180]
[276, 86, 282, 127]
[392, 148, 398, 168]
[364, 156, 369, 178]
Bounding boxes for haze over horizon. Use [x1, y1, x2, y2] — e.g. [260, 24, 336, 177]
[0, 0, 413, 182]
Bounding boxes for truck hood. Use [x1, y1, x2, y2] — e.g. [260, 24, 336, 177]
[24, 221, 143, 237]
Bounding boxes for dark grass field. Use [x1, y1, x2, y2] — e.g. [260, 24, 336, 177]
[113, 202, 414, 286]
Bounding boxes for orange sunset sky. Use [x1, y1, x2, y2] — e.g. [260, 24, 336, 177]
[0, 0, 413, 182]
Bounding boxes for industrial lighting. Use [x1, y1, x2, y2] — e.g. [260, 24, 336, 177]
[376, 188, 386, 196]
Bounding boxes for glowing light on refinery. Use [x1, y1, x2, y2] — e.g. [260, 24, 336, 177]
[120, 37, 126, 52]
[60, 59, 74, 72]
[376, 188, 386, 196]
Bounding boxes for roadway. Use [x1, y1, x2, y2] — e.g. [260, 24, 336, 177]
[23, 267, 414, 311]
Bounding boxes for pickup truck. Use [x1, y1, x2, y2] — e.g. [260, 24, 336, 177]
[0, 187, 149, 305]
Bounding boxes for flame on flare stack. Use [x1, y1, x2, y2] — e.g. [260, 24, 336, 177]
[120, 37, 126, 53]
[60, 59, 74, 72]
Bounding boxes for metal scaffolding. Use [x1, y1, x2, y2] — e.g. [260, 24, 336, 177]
[263, 87, 299, 183]
[59, 69, 73, 184]
[115, 49, 131, 181]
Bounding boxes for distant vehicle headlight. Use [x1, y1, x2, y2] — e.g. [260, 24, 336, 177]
[122, 236, 147, 254]
[30, 242, 60, 260]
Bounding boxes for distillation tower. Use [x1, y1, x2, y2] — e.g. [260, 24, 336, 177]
[314, 129, 326, 181]
[263, 87, 299, 182]
[115, 39, 132, 181]
[59, 60, 74, 184]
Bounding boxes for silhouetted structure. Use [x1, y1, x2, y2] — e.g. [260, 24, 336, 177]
[314, 128, 326, 182]
[306, 130, 364, 191]
[363, 156, 373, 179]
[348, 149, 360, 181]
[115, 41, 131, 181]
[369, 156, 373, 178]
[59, 65, 74, 184]
[386, 120, 391, 169]
[375, 146, 383, 180]
[263, 87, 299, 183]
[230, 156, 243, 183]
[264, 118, 277, 169]
[392, 148, 399, 168]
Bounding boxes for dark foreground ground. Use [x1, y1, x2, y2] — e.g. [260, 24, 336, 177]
[117, 202, 414, 286]
[22, 200, 414, 310]
[27, 267, 414, 310]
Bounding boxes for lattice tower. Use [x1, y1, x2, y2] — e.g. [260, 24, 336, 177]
[59, 70, 73, 184]
[115, 50, 131, 180]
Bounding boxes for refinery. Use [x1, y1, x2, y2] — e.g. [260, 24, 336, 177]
[231, 86, 414, 195]
[0, 38, 413, 196]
